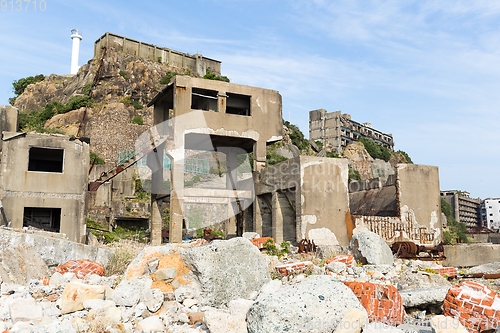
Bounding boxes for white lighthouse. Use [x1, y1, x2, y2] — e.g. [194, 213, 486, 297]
[70, 29, 82, 75]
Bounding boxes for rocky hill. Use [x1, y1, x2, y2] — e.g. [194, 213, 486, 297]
[13, 48, 199, 163]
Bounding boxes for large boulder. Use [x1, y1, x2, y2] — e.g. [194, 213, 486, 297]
[349, 231, 393, 265]
[0, 243, 51, 285]
[394, 270, 451, 308]
[182, 237, 270, 307]
[247, 275, 366, 333]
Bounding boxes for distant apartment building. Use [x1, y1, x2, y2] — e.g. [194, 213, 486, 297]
[309, 109, 394, 153]
[440, 190, 481, 229]
[481, 198, 500, 230]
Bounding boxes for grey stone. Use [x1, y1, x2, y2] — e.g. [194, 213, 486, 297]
[0, 243, 51, 285]
[156, 268, 177, 281]
[9, 298, 43, 323]
[400, 287, 450, 308]
[469, 261, 500, 274]
[349, 231, 393, 265]
[142, 288, 164, 313]
[242, 232, 260, 240]
[327, 262, 347, 274]
[0, 227, 112, 268]
[175, 287, 194, 303]
[275, 148, 294, 159]
[393, 271, 451, 291]
[204, 309, 247, 333]
[247, 275, 364, 333]
[182, 237, 271, 307]
[137, 315, 165, 332]
[111, 286, 141, 307]
[142, 257, 159, 275]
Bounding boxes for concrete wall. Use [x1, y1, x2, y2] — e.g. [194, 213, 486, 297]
[397, 164, 442, 242]
[0, 132, 89, 242]
[0, 105, 18, 151]
[94, 32, 221, 76]
[351, 163, 442, 245]
[443, 244, 500, 267]
[255, 156, 350, 246]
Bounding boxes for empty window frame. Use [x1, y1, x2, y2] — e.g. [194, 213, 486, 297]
[226, 93, 251, 116]
[191, 88, 218, 112]
[23, 207, 61, 232]
[28, 147, 64, 173]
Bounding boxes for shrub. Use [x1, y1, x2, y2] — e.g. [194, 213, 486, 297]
[131, 115, 143, 125]
[90, 151, 105, 165]
[203, 68, 230, 82]
[132, 100, 143, 110]
[396, 150, 413, 164]
[358, 137, 391, 162]
[119, 70, 128, 81]
[315, 140, 323, 150]
[157, 56, 162, 63]
[348, 167, 361, 183]
[326, 151, 340, 158]
[160, 71, 178, 84]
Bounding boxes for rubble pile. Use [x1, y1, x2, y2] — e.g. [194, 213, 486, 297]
[0, 236, 499, 332]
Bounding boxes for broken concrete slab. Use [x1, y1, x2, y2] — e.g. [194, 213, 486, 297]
[0, 243, 50, 285]
[247, 275, 365, 333]
[0, 227, 112, 268]
[444, 244, 500, 267]
[399, 287, 450, 308]
[182, 237, 270, 307]
[349, 231, 393, 265]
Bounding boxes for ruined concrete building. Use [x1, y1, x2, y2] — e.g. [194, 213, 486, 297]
[440, 190, 481, 229]
[309, 109, 394, 153]
[148, 75, 282, 243]
[0, 130, 89, 243]
[94, 32, 221, 77]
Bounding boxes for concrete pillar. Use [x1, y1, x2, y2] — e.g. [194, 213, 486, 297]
[148, 143, 164, 246]
[253, 196, 263, 236]
[253, 142, 266, 172]
[272, 192, 284, 244]
[169, 152, 184, 244]
[150, 194, 162, 246]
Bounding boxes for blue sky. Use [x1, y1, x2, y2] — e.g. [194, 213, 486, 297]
[1, 0, 499, 199]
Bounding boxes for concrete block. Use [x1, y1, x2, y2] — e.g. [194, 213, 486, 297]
[443, 244, 500, 267]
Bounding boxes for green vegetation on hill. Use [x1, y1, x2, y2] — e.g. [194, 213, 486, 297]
[357, 137, 391, 162]
[283, 120, 309, 151]
[9, 74, 45, 105]
[396, 150, 413, 164]
[441, 199, 469, 244]
[18, 95, 93, 133]
[90, 152, 105, 165]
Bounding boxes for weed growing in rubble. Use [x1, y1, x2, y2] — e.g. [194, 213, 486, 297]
[418, 268, 438, 274]
[119, 70, 129, 81]
[131, 115, 144, 125]
[264, 239, 290, 259]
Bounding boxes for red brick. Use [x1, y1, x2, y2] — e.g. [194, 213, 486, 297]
[250, 237, 274, 250]
[325, 255, 356, 268]
[54, 259, 105, 279]
[275, 261, 313, 276]
[342, 281, 404, 326]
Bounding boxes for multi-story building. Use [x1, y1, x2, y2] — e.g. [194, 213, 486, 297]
[481, 198, 500, 230]
[440, 190, 481, 229]
[309, 109, 394, 153]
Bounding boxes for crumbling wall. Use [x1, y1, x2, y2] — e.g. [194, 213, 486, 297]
[0, 105, 18, 152]
[254, 156, 350, 246]
[350, 164, 442, 245]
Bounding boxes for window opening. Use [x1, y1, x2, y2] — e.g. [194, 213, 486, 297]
[191, 88, 218, 112]
[23, 207, 61, 232]
[226, 93, 250, 116]
[28, 147, 64, 173]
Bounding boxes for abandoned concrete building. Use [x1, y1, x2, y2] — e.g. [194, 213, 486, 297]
[94, 32, 221, 77]
[147, 75, 283, 244]
[440, 190, 481, 229]
[255, 158, 442, 247]
[0, 130, 89, 243]
[309, 109, 394, 153]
